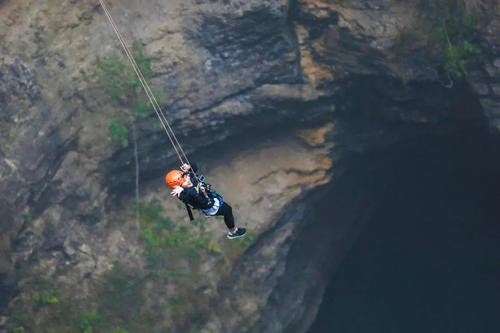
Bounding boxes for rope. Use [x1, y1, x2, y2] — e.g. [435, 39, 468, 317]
[98, 0, 207, 190]
[98, 0, 183, 162]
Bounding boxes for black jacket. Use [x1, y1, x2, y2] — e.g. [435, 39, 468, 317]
[178, 162, 213, 209]
[179, 187, 213, 210]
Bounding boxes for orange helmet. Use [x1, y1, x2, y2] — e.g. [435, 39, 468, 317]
[165, 170, 184, 188]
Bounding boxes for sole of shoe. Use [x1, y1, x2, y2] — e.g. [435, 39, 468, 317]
[227, 233, 245, 239]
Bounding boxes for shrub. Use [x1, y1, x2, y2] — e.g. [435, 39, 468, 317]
[94, 42, 157, 145]
[108, 118, 129, 148]
[32, 291, 59, 305]
[136, 199, 223, 271]
[73, 311, 101, 333]
[94, 42, 153, 106]
[398, 0, 491, 79]
[444, 41, 481, 77]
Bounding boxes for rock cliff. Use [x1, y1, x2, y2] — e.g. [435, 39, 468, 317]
[0, 0, 498, 332]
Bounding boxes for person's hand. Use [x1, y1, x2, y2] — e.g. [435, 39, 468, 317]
[171, 186, 184, 197]
[180, 163, 191, 172]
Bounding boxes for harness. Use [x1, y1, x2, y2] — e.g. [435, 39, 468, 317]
[184, 176, 224, 221]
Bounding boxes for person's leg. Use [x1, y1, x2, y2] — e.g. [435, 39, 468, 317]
[215, 202, 235, 232]
[215, 202, 246, 239]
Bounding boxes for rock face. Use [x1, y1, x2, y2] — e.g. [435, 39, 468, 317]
[474, 6, 500, 130]
[0, 0, 498, 332]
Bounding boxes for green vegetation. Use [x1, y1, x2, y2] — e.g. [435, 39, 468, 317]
[94, 42, 159, 147]
[133, 199, 235, 330]
[73, 311, 101, 333]
[5, 276, 72, 332]
[419, 0, 486, 78]
[6, 264, 142, 332]
[94, 42, 162, 237]
[137, 198, 223, 270]
[480, 97, 494, 106]
[95, 42, 153, 103]
[32, 291, 59, 305]
[420, 0, 482, 39]
[444, 41, 481, 78]
[108, 117, 129, 148]
[113, 327, 131, 333]
[6, 198, 256, 332]
[395, 0, 492, 80]
[239, 229, 255, 248]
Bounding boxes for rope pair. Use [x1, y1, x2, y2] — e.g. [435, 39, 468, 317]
[98, 0, 203, 185]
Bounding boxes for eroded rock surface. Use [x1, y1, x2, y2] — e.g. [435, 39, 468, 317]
[0, 0, 498, 331]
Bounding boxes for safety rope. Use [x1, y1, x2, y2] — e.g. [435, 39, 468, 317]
[98, 0, 210, 200]
[98, 0, 197, 169]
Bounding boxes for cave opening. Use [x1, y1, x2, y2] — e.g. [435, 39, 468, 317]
[308, 128, 500, 332]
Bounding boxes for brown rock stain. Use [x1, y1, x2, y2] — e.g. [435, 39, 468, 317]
[296, 122, 335, 147]
[296, 23, 334, 86]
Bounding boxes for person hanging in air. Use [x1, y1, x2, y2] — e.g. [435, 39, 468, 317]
[166, 163, 246, 239]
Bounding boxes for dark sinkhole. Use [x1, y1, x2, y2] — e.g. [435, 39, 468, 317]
[308, 128, 500, 333]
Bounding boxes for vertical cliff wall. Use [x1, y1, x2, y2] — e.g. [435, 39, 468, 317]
[1, 0, 499, 332]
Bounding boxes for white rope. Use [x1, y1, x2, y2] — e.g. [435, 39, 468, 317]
[98, 0, 206, 187]
[98, 0, 185, 163]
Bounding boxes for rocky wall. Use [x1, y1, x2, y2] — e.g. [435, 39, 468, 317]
[0, 0, 498, 331]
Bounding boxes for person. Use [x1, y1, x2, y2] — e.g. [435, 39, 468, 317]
[166, 163, 246, 239]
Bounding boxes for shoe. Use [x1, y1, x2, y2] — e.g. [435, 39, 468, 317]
[227, 227, 246, 239]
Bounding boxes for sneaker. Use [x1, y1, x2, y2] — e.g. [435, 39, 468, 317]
[227, 227, 246, 239]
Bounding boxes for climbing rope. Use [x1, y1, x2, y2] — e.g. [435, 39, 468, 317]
[98, 0, 202, 182]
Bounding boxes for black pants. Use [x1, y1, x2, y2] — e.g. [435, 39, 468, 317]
[215, 202, 235, 229]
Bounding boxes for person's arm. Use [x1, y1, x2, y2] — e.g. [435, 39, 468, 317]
[171, 186, 184, 197]
[178, 188, 188, 201]
[180, 162, 198, 174]
[181, 162, 201, 187]
[179, 188, 212, 209]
